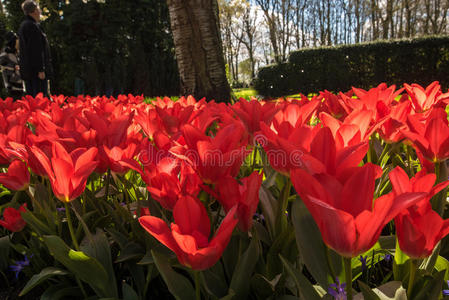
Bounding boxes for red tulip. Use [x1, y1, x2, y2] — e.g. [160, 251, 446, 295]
[155, 103, 196, 138]
[291, 163, 425, 257]
[85, 111, 134, 173]
[0, 160, 29, 191]
[30, 142, 98, 202]
[390, 167, 449, 258]
[145, 159, 201, 210]
[139, 196, 238, 270]
[103, 143, 140, 175]
[0, 204, 26, 232]
[215, 172, 263, 231]
[181, 123, 248, 184]
[272, 98, 320, 130]
[317, 90, 347, 119]
[404, 81, 448, 113]
[134, 106, 161, 139]
[231, 98, 281, 137]
[339, 83, 402, 114]
[376, 101, 411, 143]
[26, 144, 53, 178]
[402, 108, 449, 162]
[319, 109, 378, 147]
[300, 126, 369, 181]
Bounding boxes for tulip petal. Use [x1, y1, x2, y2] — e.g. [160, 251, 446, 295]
[173, 196, 210, 238]
[307, 196, 357, 258]
[139, 216, 181, 255]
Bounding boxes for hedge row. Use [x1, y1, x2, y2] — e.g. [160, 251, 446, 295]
[254, 36, 449, 97]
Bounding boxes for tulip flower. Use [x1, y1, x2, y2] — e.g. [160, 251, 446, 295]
[29, 142, 98, 203]
[146, 159, 201, 210]
[215, 172, 263, 231]
[139, 196, 238, 270]
[134, 106, 161, 139]
[0, 204, 27, 232]
[84, 111, 134, 173]
[319, 109, 379, 147]
[180, 123, 248, 184]
[155, 103, 196, 138]
[402, 108, 449, 162]
[317, 90, 347, 119]
[272, 98, 320, 130]
[404, 81, 448, 113]
[258, 120, 319, 175]
[291, 163, 425, 257]
[339, 83, 402, 114]
[0, 159, 30, 191]
[103, 143, 140, 175]
[376, 101, 411, 143]
[390, 167, 449, 258]
[231, 98, 281, 137]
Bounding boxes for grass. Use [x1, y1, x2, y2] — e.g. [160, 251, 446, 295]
[233, 88, 258, 100]
[232, 88, 307, 100]
[144, 88, 304, 103]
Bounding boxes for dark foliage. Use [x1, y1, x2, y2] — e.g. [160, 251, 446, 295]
[255, 35, 449, 97]
[2, 0, 179, 97]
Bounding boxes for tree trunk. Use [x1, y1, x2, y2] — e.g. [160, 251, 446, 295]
[167, 0, 231, 102]
[405, 0, 411, 37]
[354, 0, 361, 43]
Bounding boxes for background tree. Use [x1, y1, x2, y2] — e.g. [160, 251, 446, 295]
[219, 0, 245, 86]
[166, 0, 231, 102]
[219, 0, 449, 82]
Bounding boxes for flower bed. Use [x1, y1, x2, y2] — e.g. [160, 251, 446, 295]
[0, 82, 449, 299]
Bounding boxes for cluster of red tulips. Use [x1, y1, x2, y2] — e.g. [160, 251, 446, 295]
[1, 81, 449, 299]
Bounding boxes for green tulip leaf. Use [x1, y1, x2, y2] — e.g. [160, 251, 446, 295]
[80, 228, 118, 298]
[21, 210, 53, 235]
[229, 234, 260, 299]
[259, 185, 278, 238]
[435, 255, 449, 280]
[279, 254, 321, 300]
[122, 282, 139, 300]
[40, 283, 83, 300]
[151, 250, 195, 300]
[201, 264, 229, 298]
[0, 235, 10, 270]
[393, 237, 409, 281]
[250, 273, 281, 299]
[43, 235, 112, 298]
[358, 280, 381, 300]
[19, 267, 70, 296]
[291, 198, 341, 288]
[414, 270, 445, 300]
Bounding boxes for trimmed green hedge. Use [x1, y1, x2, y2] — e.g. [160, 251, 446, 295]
[254, 36, 449, 97]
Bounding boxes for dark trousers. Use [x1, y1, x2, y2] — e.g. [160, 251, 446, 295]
[8, 90, 23, 101]
[24, 78, 48, 97]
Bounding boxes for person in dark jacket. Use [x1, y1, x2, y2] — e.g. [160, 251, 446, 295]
[0, 32, 24, 100]
[18, 0, 52, 97]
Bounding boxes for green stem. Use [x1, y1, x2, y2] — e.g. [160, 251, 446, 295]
[325, 246, 337, 282]
[278, 178, 292, 232]
[251, 147, 257, 171]
[104, 169, 111, 202]
[378, 142, 391, 168]
[407, 259, 417, 299]
[194, 271, 201, 300]
[434, 161, 448, 216]
[26, 188, 44, 212]
[75, 276, 88, 298]
[65, 202, 79, 250]
[408, 146, 415, 176]
[367, 137, 373, 163]
[344, 257, 353, 300]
